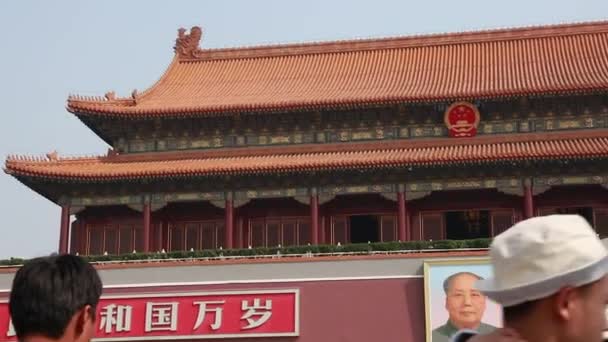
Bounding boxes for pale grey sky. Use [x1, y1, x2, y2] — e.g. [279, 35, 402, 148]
[0, 0, 607, 259]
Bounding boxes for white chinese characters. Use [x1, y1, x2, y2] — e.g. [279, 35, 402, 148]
[241, 299, 272, 330]
[6, 319, 15, 337]
[145, 302, 179, 332]
[193, 301, 225, 331]
[100, 304, 133, 333]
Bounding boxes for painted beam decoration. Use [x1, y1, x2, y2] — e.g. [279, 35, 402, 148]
[0, 290, 299, 341]
[444, 102, 480, 138]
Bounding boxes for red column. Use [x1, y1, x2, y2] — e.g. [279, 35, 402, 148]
[310, 191, 319, 245]
[319, 216, 325, 244]
[143, 202, 151, 253]
[157, 221, 164, 251]
[397, 189, 407, 241]
[243, 217, 250, 248]
[236, 216, 243, 249]
[59, 205, 70, 254]
[225, 198, 234, 249]
[523, 179, 534, 219]
[79, 219, 87, 254]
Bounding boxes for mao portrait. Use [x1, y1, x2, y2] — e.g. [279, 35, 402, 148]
[424, 259, 501, 342]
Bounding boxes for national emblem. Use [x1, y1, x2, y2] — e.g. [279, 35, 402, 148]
[444, 102, 481, 138]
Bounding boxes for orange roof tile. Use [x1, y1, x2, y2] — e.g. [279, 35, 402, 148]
[67, 21, 608, 118]
[5, 131, 608, 181]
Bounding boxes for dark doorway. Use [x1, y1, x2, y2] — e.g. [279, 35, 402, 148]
[445, 210, 490, 240]
[349, 215, 379, 243]
[556, 207, 594, 226]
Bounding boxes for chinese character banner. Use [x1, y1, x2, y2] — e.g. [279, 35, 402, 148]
[0, 289, 299, 341]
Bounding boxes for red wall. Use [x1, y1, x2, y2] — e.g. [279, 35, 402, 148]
[104, 277, 425, 342]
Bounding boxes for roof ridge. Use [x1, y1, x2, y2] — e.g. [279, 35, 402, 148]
[6, 153, 102, 164]
[65, 20, 608, 118]
[179, 20, 608, 62]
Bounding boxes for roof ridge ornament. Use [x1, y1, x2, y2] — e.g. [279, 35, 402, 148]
[46, 151, 58, 161]
[104, 91, 116, 101]
[174, 26, 203, 59]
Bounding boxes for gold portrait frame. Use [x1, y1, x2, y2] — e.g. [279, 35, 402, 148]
[423, 257, 492, 342]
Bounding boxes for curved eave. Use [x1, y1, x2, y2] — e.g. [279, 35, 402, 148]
[66, 87, 608, 120]
[4, 156, 606, 183]
[6, 133, 608, 183]
[4, 170, 64, 204]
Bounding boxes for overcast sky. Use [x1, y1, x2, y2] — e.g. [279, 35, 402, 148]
[1, 0, 607, 259]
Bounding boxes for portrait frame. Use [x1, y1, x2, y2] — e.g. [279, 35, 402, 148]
[423, 257, 501, 342]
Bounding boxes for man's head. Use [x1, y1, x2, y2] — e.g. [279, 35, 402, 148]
[501, 275, 608, 342]
[476, 215, 608, 342]
[443, 272, 487, 329]
[9, 254, 102, 342]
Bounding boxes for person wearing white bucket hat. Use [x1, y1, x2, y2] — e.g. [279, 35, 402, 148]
[451, 214, 608, 342]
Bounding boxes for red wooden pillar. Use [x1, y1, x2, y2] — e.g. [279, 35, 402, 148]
[143, 202, 151, 253]
[157, 221, 164, 252]
[243, 216, 250, 248]
[78, 219, 87, 255]
[397, 186, 408, 241]
[236, 215, 243, 249]
[523, 178, 534, 219]
[59, 205, 70, 254]
[319, 216, 326, 244]
[225, 196, 234, 249]
[310, 189, 319, 245]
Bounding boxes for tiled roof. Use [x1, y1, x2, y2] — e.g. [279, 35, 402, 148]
[6, 131, 608, 181]
[67, 21, 608, 118]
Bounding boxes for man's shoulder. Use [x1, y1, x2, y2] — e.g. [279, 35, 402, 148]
[431, 326, 450, 342]
[477, 322, 497, 333]
[432, 323, 454, 336]
[432, 325, 451, 342]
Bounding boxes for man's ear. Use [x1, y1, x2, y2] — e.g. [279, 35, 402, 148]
[75, 305, 95, 337]
[553, 287, 576, 322]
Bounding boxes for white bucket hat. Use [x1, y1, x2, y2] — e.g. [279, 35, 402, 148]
[476, 214, 608, 307]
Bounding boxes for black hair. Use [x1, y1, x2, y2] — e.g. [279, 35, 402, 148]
[9, 254, 102, 339]
[443, 272, 484, 294]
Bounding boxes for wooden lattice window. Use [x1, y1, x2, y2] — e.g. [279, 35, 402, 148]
[249, 217, 311, 247]
[119, 225, 134, 254]
[169, 221, 224, 251]
[88, 226, 104, 255]
[104, 227, 118, 255]
[380, 216, 397, 242]
[491, 210, 514, 236]
[332, 217, 348, 245]
[169, 224, 185, 251]
[185, 223, 200, 251]
[422, 213, 444, 241]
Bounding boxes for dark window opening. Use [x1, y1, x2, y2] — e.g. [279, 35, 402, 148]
[555, 207, 594, 226]
[594, 209, 608, 238]
[445, 210, 490, 240]
[349, 215, 379, 243]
